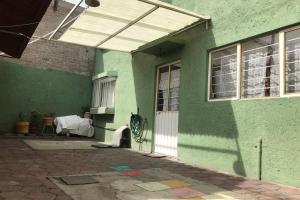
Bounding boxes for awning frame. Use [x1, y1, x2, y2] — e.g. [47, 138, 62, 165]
[58, 0, 211, 53]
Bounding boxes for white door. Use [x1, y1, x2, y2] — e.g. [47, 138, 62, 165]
[154, 62, 181, 157]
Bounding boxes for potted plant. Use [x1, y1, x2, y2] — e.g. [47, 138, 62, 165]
[43, 113, 56, 126]
[29, 111, 43, 135]
[16, 112, 30, 135]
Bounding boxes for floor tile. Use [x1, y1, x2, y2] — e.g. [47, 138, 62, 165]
[122, 170, 144, 176]
[136, 182, 171, 192]
[185, 197, 205, 200]
[160, 179, 191, 188]
[202, 194, 226, 200]
[110, 179, 143, 192]
[169, 188, 205, 198]
[111, 165, 131, 171]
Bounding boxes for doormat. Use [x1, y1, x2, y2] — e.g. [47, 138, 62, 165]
[24, 140, 97, 150]
[60, 175, 98, 185]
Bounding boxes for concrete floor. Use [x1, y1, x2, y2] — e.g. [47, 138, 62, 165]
[0, 136, 299, 200]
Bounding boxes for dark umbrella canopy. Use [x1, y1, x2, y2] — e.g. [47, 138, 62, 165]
[0, 0, 52, 58]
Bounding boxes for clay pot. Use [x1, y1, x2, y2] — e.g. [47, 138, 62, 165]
[29, 122, 42, 134]
[43, 117, 54, 126]
[16, 121, 30, 134]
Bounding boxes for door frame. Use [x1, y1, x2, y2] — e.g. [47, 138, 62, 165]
[151, 60, 182, 154]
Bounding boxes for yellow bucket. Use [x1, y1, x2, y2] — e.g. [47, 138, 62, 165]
[16, 121, 30, 134]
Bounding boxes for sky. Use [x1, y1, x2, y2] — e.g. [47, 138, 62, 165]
[63, 0, 87, 7]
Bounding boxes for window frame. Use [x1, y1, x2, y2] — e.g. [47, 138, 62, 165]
[241, 33, 280, 100]
[155, 60, 181, 112]
[208, 25, 300, 102]
[280, 26, 300, 98]
[92, 76, 117, 109]
[208, 44, 241, 102]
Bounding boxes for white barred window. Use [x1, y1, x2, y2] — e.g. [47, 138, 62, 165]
[242, 34, 279, 98]
[209, 46, 238, 100]
[208, 26, 300, 101]
[92, 77, 116, 108]
[285, 28, 300, 94]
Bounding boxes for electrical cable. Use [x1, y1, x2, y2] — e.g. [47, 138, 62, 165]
[0, 30, 46, 40]
[0, 15, 80, 57]
[0, 22, 40, 28]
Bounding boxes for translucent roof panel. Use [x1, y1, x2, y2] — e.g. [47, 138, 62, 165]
[59, 0, 210, 52]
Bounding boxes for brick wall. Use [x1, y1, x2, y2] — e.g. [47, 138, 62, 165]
[2, 0, 95, 76]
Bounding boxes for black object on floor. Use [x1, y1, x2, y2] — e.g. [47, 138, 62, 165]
[60, 175, 98, 185]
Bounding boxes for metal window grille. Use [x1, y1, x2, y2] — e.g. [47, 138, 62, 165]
[285, 29, 300, 94]
[92, 77, 116, 108]
[242, 34, 279, 98]
[157, 64, 181, 111]
[210, 46, 237, 99]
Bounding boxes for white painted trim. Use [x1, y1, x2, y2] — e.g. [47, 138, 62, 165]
[279, 31, 286, 97]
[208, 97, 239, 102]
[282, 93, 300, 98]
[240, 94, 300, 101]
[207, 51, 212, 102]
[282, 25, 300, 33]
[236, 43, 242, 99]
[280, 27, 300, 98]
[209, 43, 238, 54]
[157, 60, 181, 68]
[92, 71, 118, 81]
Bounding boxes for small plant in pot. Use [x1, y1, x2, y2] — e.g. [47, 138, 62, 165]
[29, 111, 43, 135]
[43, 113, 56, 126]
[16, 112, 30, 135]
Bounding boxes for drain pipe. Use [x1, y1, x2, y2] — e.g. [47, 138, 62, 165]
[258, 138, 263, 180]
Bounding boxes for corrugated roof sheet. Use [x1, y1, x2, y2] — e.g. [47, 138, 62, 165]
[59, 0, 210, 52]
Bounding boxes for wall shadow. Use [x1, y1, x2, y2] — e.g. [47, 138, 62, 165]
[177, 23, 247, 177]
[131, 20, 248, 177]
[93, 114, 115, 142]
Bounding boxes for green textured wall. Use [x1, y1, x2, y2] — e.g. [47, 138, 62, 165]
[0, 59, 92, 133]
[93, 50, 158, 151]
[93, 0, 300, 187]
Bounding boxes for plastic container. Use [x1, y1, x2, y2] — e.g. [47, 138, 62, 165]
[16, 121, 30, 134]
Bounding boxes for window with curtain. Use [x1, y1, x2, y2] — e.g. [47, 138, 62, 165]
[210, 46, 237, 100]
[157, 64, 181, 111]
[169, 65, 180, 111]
[285, 28, 300, 94]
[92, 77, 116, 108]
[242, 34, 279, 98]
[157, 67, 169, 112]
